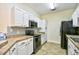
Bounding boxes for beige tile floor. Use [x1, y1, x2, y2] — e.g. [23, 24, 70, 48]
[35, 42, 66, 55]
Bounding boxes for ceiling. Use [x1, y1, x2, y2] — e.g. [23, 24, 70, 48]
[24, 3, 78, 15]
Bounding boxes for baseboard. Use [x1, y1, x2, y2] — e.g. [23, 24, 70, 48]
[47, 40, 60, 44]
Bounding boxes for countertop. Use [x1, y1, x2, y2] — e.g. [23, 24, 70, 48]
[0, 35, 33, 55]
[35, 32, 45, 35]
[66, 35, 79, 49]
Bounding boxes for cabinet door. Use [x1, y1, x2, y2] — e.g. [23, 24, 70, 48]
[15, 8, 24, 26]
[17, 44, 28, 55]
[73, 12, 78, 27]
[29, 14, 34, 21]
[9, 44, 17, 55]
[39, 20, 46, 32]
[41, 34, 47, 45]
[17, 40, 28, 55]
[68, 44, 75, 55]
[68, 39, 79, 55]
[72, 6, 79, 27]
[23, 13, 29, 27]
[27, 38, 33, 55]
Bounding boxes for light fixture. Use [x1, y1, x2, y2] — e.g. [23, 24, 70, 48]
[49, 3, 56, 10]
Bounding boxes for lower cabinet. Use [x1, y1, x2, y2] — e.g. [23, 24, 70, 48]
[17, 38, 33, 55]
[27, 38, 33, 55]
[41, 34, 47, 45]
[9, 43, 18, 55]
[17, 39, 28, 55]
[5, 38, 33, 55]
[68, 39, 79, 55]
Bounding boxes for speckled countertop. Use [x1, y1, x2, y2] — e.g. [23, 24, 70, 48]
[66, 35, 79, 49]
[0, 35, 33, 55]
[35, 32, 45, 35]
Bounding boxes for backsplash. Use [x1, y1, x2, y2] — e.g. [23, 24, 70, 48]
[7, 27, 26, 36]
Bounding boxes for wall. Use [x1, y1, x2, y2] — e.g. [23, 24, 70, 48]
[0, 3, 40, 35]
[0, 3, 11, 33]
[41, 9, 75, 44]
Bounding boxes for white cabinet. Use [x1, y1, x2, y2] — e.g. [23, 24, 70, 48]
[41, 34, 47, 45]
[29, 13, 38, 22]
[23, 13, 29, 27]
[72, 10, 78, 27]
[68, 39, 79, 55]
[11, 7, 24, 26]
[5, 38, 33, 55]
[17, 39, 28, 55]
[39, 20, 46, 32]
[72, 6, 79, 27]
[11, 6, 44, 28]
[17, 38, 33, 55]
[68, 39, 75, 55]
[38, 20, 42, 28]
[27, 38, 33, 55]
[9, 43, 18, 55]
[29, 14, 34, 21]
[11, 6, 29, 27]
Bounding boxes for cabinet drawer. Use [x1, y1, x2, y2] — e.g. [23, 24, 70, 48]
[17, 39, 28, 46]
[68, 39, 79, 55]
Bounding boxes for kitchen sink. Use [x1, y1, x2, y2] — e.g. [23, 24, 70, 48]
[0, 40, 8, 48]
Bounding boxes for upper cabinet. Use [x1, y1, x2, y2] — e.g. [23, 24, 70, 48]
[72, 6, 79, 27]
[29, 13, 37, 22]
[10, 6, 44, 29]
[11, 7, 24, 26]
[39, 20, 46, 32]
[23, 12, 29, 27]
[11, 7, 29, 27]
[29, 13, 35, 21]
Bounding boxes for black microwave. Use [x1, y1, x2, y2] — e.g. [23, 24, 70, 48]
[29, 20, 38, 28]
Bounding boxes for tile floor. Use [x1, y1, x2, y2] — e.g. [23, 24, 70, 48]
[35, 42, 66, 55]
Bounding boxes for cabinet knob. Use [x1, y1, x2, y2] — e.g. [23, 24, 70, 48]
[74, 49, 78, 54]
[21, 42, 25, 45]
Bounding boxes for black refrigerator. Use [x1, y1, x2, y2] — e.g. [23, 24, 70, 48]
[60, 20, 78, 49]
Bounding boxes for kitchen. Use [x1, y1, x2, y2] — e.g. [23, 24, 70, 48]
[0, 3, 79, 55]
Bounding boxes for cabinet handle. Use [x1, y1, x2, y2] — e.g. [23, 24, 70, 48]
[21, 42, 25, 45]
[28, 43, 30, 44]
[25, 44, 28, 46]
[12, 48, 15, 53]
[74, 49, 78, 53]
[30, 40, 32, 41]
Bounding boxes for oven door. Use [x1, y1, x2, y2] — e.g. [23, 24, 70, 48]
[33, 35, 41, 53]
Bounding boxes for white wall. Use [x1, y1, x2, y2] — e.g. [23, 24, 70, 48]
[41, 9, 75, 44]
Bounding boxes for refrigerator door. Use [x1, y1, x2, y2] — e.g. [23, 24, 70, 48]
[60, 21, 77, 49]
[60, 21, 68, 49]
